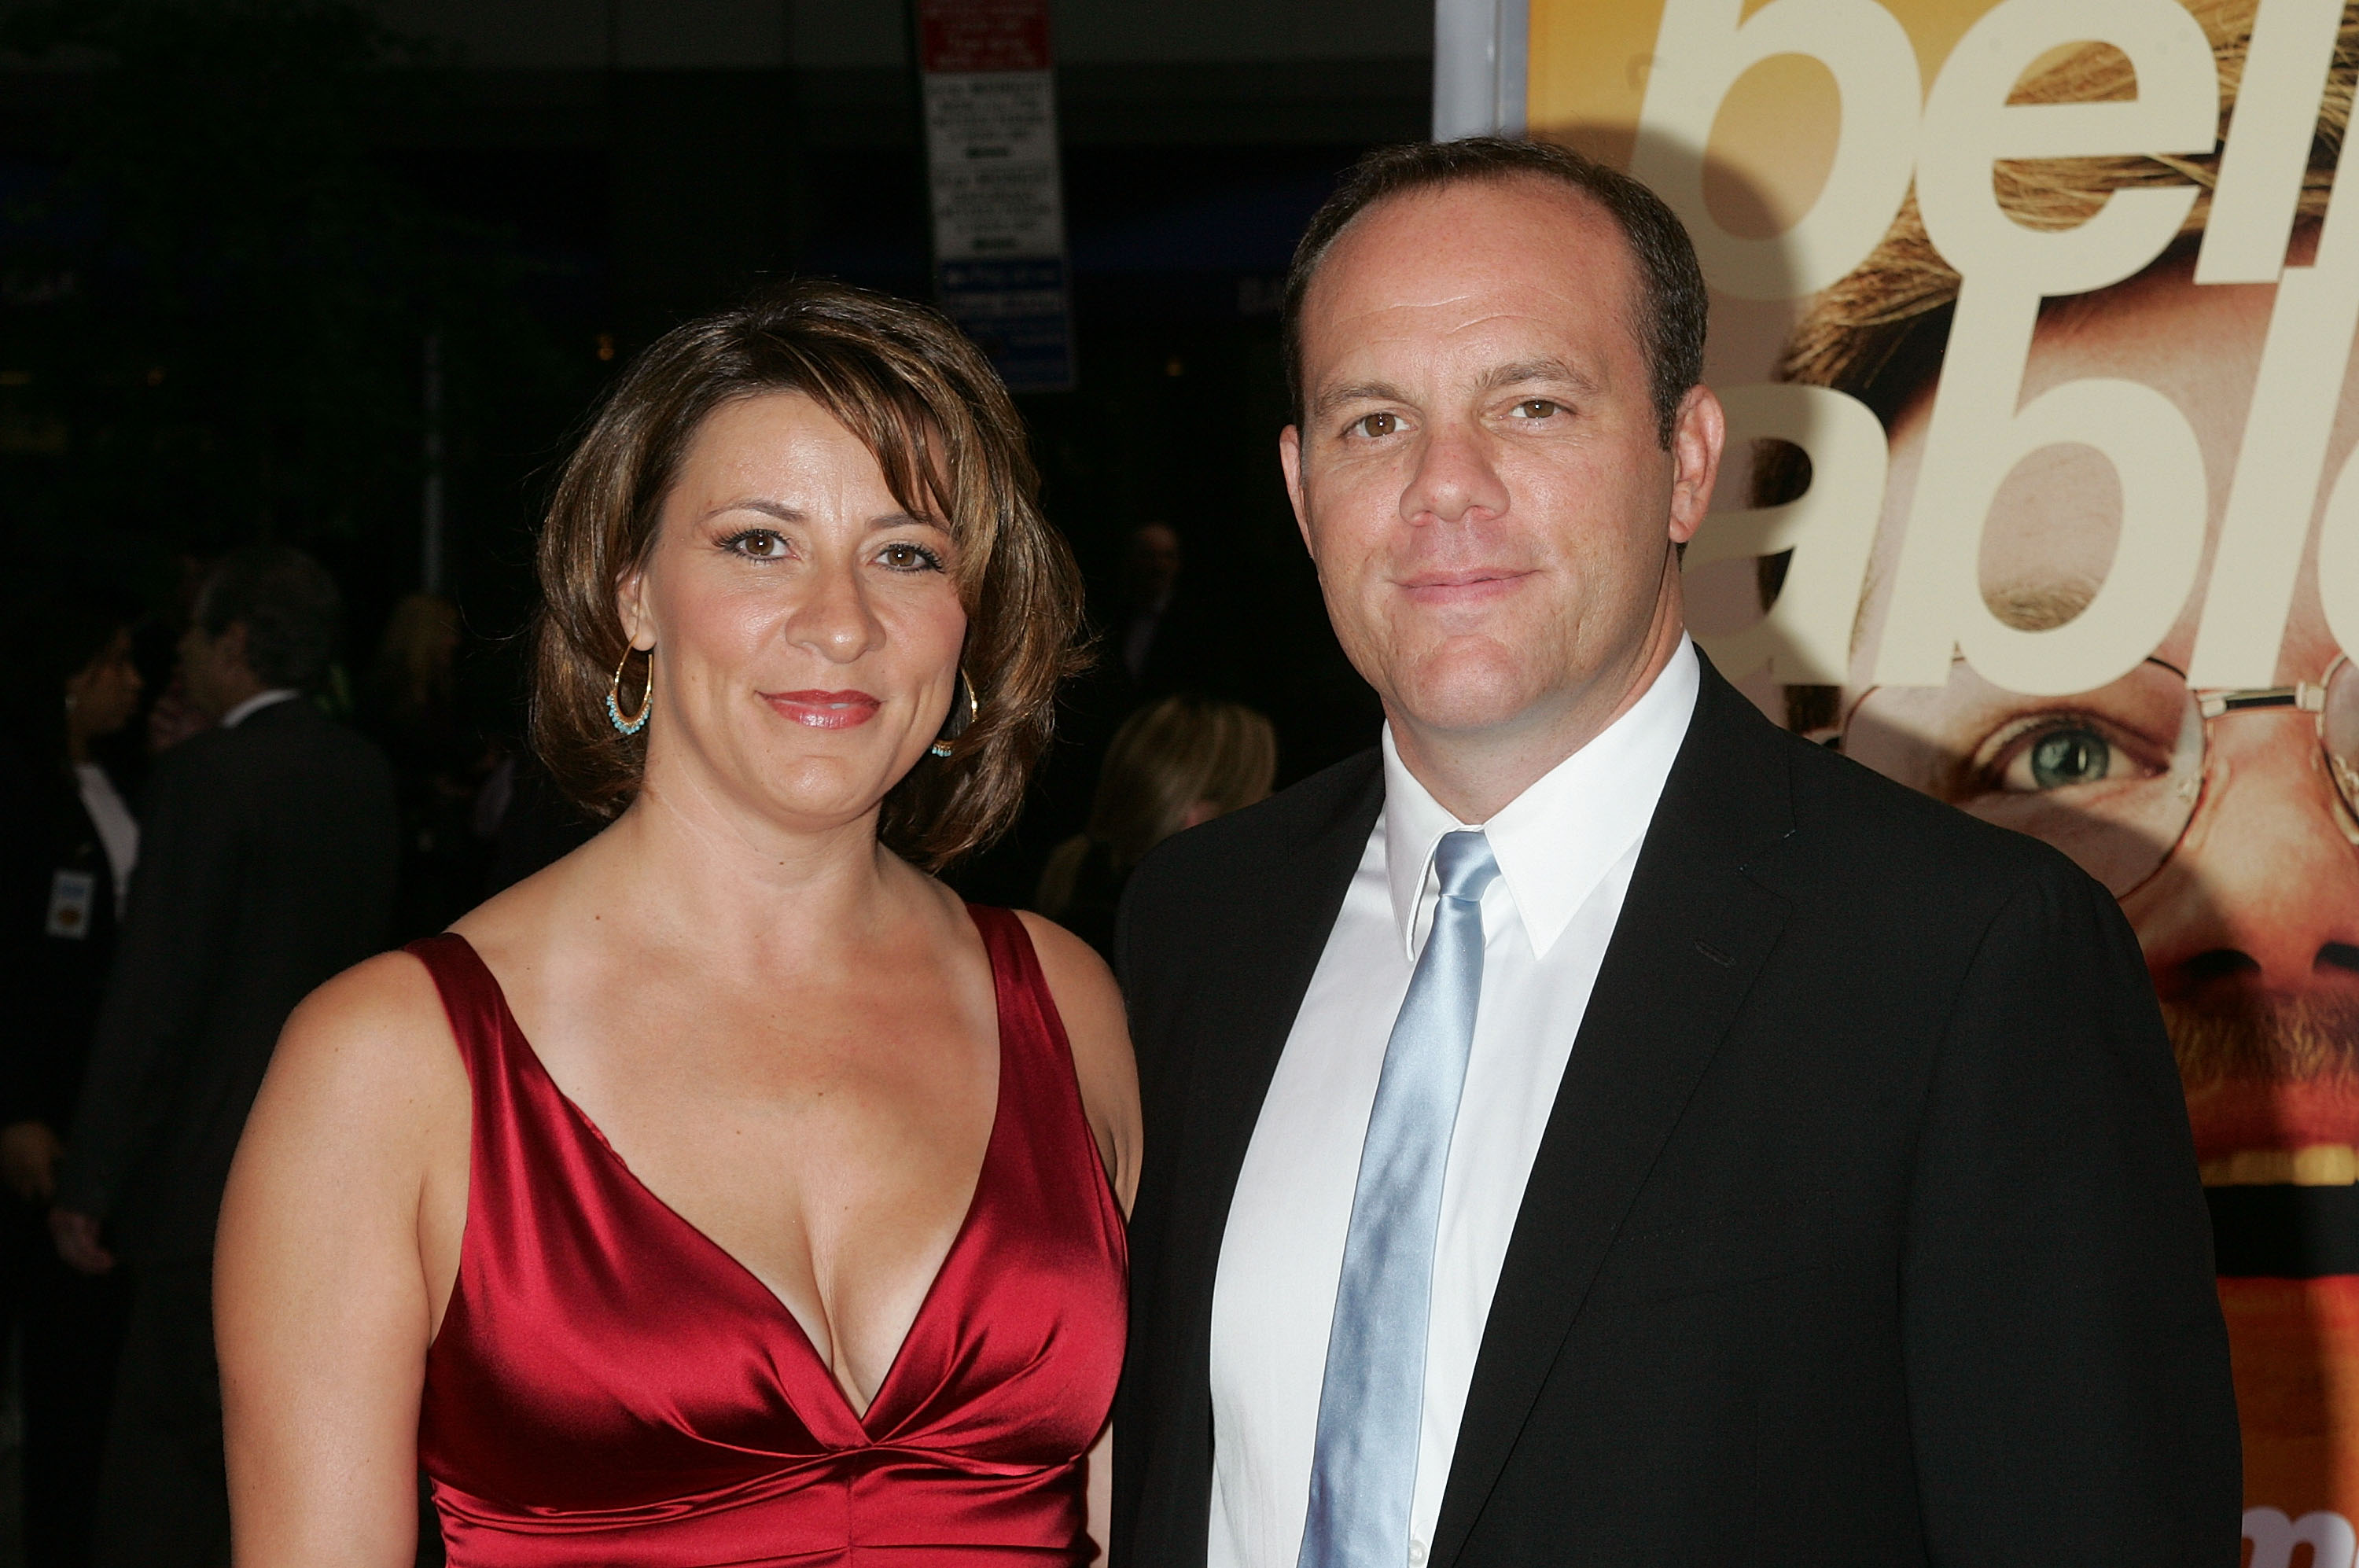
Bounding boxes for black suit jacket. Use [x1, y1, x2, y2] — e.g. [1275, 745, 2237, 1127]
[1113, 657, 2239, 1566]
[59, 698, 398, 1264]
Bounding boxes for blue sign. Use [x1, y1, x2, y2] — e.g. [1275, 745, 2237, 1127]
[937, 256, 1074, 394]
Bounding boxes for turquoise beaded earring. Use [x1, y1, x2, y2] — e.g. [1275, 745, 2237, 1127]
[606, 646, 652, 736]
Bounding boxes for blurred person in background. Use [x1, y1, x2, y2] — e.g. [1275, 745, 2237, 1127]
[362, 592, 491, 940]
[214, 282, 1135, 1565]
[52, 544, 398, 1568]
[141, 557, 223, 760]
[1032, 523, 1240, 868]
[0, 592, 143, 1566]
[1118, 523, 1183, 687]
[1108, 521, 1240, 706]
[1036, 694, 1277, 959]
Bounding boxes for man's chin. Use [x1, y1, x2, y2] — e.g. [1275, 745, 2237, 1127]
[1377, 635, 1594, 734]
[2173, 992, 2359, 1172]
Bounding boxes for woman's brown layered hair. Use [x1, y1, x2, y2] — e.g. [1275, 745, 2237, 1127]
[531, 279, 1085, 870]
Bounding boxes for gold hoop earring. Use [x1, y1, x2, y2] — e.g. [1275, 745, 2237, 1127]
[606, 646, 652, 736]
[929, 665, 980, 758]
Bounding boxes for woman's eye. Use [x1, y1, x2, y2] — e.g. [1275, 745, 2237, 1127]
[727, 530, 788, 560]
[2004, 724, 2116, 791]
[878, 541, 944, 572]
[1511, 399, 1562, 419]
[1350, 411, 1400, 439]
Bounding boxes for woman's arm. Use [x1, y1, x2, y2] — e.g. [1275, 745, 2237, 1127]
[215, 951, 470, 1567]
[1012, 912, 1139, 1564]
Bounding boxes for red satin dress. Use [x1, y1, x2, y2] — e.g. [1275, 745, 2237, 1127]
[407, 907, 1127, 1566]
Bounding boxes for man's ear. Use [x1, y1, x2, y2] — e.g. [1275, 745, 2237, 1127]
[1279, 424, 1312, 556]
[1665, 384, 1726, 547]
[217, 621, 252, 675]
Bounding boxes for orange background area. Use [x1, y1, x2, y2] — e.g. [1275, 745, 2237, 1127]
[2225, 1276, 2359, 1511]
[1527, 0, 2000, 269]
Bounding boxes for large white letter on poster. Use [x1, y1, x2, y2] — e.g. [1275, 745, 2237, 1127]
[1632, 0, 1921, 298]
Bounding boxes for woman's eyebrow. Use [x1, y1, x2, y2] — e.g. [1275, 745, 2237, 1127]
[704, 499, 805, 525]
[870, 511, 951, 534]
[705, 496, 951, 535]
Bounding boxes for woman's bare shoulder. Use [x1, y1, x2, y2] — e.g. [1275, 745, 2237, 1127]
[1012, 909, 1122, 1020]
[1013, 910, 1140, 1211]
[262, 950, 468, 1132]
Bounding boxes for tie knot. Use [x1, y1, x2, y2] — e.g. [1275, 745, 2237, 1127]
[1432, 829, 1500, 904]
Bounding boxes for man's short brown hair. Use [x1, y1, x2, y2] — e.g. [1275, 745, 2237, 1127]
[530, 278, 1084, 870]
[1282, 134, 1709, 446]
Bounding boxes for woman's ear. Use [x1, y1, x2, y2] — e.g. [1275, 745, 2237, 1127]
[614, 565, 653, 653]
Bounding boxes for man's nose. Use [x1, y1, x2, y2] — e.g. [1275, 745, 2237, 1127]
[1400, 422, 1509, 528]
[2136, 714, 2359, 1002]
[787, 558, 884, 663]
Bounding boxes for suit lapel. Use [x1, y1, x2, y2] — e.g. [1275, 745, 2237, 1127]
[1133, 752, 1383, 1553]
[1166, 759, 1382, 1236]
[1429, 662, 1796, 1568]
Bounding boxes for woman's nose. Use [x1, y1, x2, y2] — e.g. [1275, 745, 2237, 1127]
[786, 558, 883, 663]
[2135, 712, 2359, 1003]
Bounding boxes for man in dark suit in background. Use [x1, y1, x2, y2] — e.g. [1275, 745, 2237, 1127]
[1112, 138, 2240, 1566]
[53, 544, 398, 1568]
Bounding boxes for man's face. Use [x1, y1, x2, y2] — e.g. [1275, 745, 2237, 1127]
[1846, 258, 2359, 1164]
[1280, 177, 1720, 760]
[1125, 524, 1181, 605]
[176, 618, 249, 721]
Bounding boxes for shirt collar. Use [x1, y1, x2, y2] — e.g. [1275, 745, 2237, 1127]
[1380, 636, 1700, 961]
[220, 688, 301, 730]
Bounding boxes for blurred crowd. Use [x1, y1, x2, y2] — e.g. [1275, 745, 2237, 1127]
[0, 526, 1280, 1566]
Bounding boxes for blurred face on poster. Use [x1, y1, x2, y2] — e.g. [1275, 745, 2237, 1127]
[1838, 241, 2359, 1179]
[1279, 176, 1720, 792]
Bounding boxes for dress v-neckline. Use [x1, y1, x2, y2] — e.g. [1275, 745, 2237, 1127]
[443, 921, 1010, 1437]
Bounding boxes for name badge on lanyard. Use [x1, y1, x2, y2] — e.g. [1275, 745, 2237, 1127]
[46, 870, 97, 940]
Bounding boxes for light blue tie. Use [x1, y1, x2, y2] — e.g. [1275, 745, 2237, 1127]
[1298, 828, 1500, 1568]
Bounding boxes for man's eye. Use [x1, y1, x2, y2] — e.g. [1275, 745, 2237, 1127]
[1511, 399, 1562, 419]
[1349, 411, 1400, 439]
[725, 530, 787, 560]
[2004, 723, 2116, 791]
[878, 541, 944, 572]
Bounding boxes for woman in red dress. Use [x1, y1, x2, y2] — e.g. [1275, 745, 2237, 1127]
[215, 281, 1135, 1566]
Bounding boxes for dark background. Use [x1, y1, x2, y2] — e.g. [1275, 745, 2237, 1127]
[0, 0, 1430, 900]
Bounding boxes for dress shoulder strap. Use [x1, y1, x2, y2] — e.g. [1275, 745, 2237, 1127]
[962, 905, 1125, 1250]
[965, 904, 1070, 1069]
[405, 933, 513, 1090]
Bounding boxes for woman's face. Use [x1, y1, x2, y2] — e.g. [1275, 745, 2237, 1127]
[619, 392, 968, 837]
[66, 628, 143, 745]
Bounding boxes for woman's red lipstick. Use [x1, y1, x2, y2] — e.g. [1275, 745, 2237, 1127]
[764, 690, 882, 729]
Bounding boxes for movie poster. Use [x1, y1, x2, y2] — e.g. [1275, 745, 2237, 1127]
[1527, 0, 2359, 1552]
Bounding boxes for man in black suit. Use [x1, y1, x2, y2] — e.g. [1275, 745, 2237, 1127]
[53, 545, 398, 1567]
[1111, 138, 2240, 1566]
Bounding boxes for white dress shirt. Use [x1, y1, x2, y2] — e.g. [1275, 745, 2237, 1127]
[72, 763, 138, 918]
[1207, 639, 1699, 1568]
[220, 687, 300, 729]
